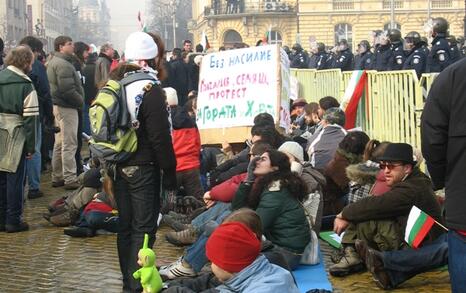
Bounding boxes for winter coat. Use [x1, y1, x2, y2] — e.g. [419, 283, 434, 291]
[82, 54, 97, 105]
[94, 53, 112, 88]
[307, 124, 347, 171]
[0, 66, 39, 154]
[171, 106, 201, 172]
[301, 163, 326, 233]
[46, 52, 84, 109]
[341, 168, 443, 241]
[209, 148, 249, 187]
[168, 59, 190, 106]
[29, 59, 52, 121]
[209, 173, 247, 202]
[164, 255, 299, 293]
[232, 182, 310, 254]
[346, 160, 380, 204]
[421, 57, 466, 231]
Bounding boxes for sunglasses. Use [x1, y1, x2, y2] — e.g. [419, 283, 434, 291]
[379, 163, 403, 170]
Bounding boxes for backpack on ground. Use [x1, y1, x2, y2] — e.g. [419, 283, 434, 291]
[89, 71, 159, 163]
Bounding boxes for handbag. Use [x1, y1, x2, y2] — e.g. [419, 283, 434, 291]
[300, 199, 320, 265]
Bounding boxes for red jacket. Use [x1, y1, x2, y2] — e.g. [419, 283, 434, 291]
[210, 173, 247, 202]
[171, 106, 201, 172]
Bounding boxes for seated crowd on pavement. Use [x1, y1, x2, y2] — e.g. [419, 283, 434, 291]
[0, 17, 464, 293]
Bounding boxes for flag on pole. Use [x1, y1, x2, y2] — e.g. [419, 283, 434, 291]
[404, 206, 436, 249]
[137, 11, 147, 32]
[340, 70, 368, 130]
[200, 31, 210, 52]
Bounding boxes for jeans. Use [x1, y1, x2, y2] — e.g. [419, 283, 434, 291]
[448, 230, 466, 293]
[0, 155, 26, 225]
[26, 123, 42, 191]
[82, 103, 91, 136]
[262, 243, 302, 271]
[191, 202, 231, 232]
[383, 233, 448, 287]
[76, 211, 119, 233]
[114, 164, 161, 292]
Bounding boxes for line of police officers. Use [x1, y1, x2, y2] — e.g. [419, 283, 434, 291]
[286, 17, 465, 77]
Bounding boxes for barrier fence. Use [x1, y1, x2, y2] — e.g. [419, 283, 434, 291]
[291, 69, 438, 150]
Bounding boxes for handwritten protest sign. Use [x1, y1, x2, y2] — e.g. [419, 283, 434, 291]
[197, 44, 290, 143]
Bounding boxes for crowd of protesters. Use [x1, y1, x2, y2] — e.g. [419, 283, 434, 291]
[0, 16, 465, 293]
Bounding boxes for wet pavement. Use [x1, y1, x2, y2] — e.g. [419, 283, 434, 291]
[0, 171, 451, 292]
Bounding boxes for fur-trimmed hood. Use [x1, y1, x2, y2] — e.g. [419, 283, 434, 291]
[346, 160, 380, 185]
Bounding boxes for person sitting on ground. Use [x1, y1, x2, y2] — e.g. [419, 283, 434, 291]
[164, 209, 300, 293]
[307, 107, 347, 171]
[329, 143, 443, 277]
[159, 150, 310, 279]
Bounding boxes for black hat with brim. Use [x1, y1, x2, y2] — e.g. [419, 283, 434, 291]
[377, 143, 416, 165]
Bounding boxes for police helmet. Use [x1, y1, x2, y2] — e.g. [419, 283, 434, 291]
[292, 43, 302, 51]
[358, 40, 371, 50]
[420, 37, 428, 46]
[404, 31, 421, 45]
[388, 29, 402, 43]
[317, 42, 325, 52]
[446, 35, 457, 46]
[283, 45, 290, 53]
[456, 36, 465, 45]
[432, 17, 449, 34]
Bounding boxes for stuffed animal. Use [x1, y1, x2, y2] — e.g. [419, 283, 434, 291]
[133, 234, 163, 293]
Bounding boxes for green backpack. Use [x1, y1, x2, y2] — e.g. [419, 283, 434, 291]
[89, 71, 159, 163]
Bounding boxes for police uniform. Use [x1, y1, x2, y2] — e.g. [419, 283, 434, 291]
[290, 51, 310, 69]
[427, 35, 451, 72]
[354, 51, 373, 70]
[390, 42, 406, 70]
[449, 45, 461, 64]
[332, 48, 354, 71]
[373, 44, 393, 71]
[403, 46, 427, 78]
[316, 52, 329, 70]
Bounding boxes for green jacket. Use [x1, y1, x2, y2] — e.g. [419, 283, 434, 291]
[0, 66, 39, 154]
[341, 168, 443, 238]
[46, 52, 84, 109]
[232, 182, 310, 254]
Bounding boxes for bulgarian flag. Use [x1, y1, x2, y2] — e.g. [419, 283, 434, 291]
[340, 70, 368, 130]
[404, 206, 436, 249]
[137, 11, 147, 32]
[201, 31, 210, 52]
[262, 25, 272, 45]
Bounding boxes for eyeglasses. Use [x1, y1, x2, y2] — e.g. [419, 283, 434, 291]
[379, 163, 403, 170]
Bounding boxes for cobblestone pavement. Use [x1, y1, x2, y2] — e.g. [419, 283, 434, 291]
[0, 171, 451, 292]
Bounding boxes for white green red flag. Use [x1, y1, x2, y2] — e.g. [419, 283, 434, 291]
[201, 31, 210, 52]
[405, 206, 436, 249]
[340, 70, 368, 130]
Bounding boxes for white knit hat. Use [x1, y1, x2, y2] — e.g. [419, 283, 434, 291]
[278, 141, 304, 163]
[164, 87, 178, 106]
[125, 32, 158, 60]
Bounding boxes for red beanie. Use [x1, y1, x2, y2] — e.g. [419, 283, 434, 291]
[206, 222, 261, 273]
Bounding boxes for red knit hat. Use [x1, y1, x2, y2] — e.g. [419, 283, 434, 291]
[206, 222, 261, 273]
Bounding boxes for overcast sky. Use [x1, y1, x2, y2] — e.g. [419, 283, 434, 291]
[109, 0, 146, 52]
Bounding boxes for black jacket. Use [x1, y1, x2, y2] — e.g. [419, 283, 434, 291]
[82, 55, 97, 105]
[168, 59, 189, 105]
[124, 84, 177, 178]
[421, 57, 466, 231]
[209, 148, 249, 187]
[427, 35, 451, 73]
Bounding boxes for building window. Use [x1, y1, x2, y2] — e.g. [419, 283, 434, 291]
[383, 0, 403, 9]
[335, 23, 352, 47]
[431, 0, 452, 8]
[269, 30, 282, 45]
[333, 0, 354, 10]
[383, 22, 401, 31]
[223, 29, 243, 48]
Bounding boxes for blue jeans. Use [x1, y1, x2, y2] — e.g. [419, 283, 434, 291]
[26, 123, 41, 190]
[448, 230, 466, 293]
[383, 233, 448, 287]
[82, 103, 91, 136]
[191, 202, 231, 232]
[0, 155, 27, 225]
[76, 211, 119, 233]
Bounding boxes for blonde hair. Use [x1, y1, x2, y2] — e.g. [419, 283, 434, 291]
[5, 45, 34, 72]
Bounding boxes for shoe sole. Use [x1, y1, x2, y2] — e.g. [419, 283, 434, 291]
[165, 235, 195, 247]
[329, 263, 365, 277]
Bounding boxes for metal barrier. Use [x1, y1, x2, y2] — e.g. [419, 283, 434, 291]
[290, 68, 438, 149]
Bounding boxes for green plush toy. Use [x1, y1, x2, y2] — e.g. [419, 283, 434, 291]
[133, 234, 163, 293]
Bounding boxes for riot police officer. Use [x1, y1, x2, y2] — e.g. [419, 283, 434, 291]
[403, 31, 427, 78]
[446, 35, 461, 63]
[373, 31, 393, 71]
[354, 40, 373, 70]
[331, 39, 354, 71]
[419, 37, 430, 56]
[426, 17, 451, 72]
[389, 29, 406, 70]
[290, 43, 310, 69]
[309, 42, 329, 70]
[456, 36, 465, 57]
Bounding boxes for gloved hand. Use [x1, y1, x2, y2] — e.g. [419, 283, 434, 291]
[245, 156, 260, 183]
[162, 167, 177, 191]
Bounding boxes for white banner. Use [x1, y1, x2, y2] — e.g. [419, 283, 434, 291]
[196, 45, 280, 129]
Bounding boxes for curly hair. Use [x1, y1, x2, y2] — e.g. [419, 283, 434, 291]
[5, 45, 34, 72]
[248, 150, 308, 209]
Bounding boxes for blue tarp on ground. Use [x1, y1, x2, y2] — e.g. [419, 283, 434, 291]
[293, 250, 333, 293]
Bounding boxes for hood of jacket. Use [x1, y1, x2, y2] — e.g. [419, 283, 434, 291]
[346, 160, 380, 185]
[302, 163, 326, 192]
[0, 66, 32, 85]
[49, 51, 74, 64]
[216, 255, 299, 293]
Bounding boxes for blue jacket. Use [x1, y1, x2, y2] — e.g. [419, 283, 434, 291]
[427, 35, 451, 73]
[216, 255, 300, 293]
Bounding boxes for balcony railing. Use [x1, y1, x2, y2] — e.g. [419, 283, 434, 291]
[431, 0, 453, 8]
[205, 0, 295, 17]
[382, 0, 404, 9]
[333, 0, 354, 10]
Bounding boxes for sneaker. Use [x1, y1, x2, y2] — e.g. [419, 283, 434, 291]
[168, 211, 190, 222]
[48, 211, 73, 227]
[48, 197, 66, 212]
[52, 180, 65, 188]
[5, 222, 29, 233]
[28, 189, 44, 199]
[163, 215, 191, 232]
[64, 226, 96, 237]
[165, 227, 198, 246]
[366, 248, 393, 290]
[159, 258, 197, 280]
[64, 181, 80, 190]
[329, 246, 365, 277]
